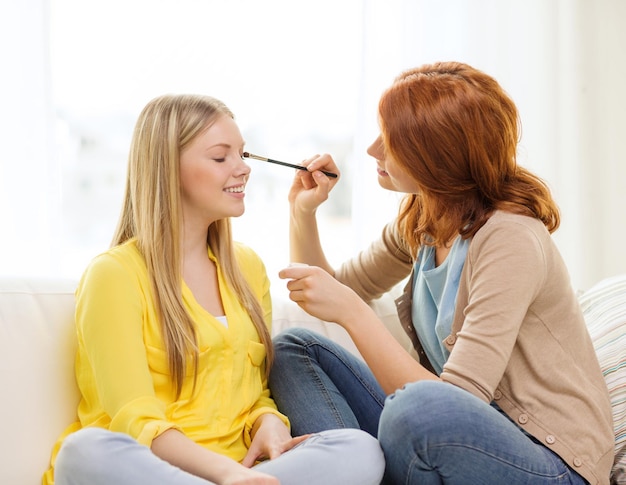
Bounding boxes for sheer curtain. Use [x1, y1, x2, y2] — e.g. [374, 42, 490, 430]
[0, 0, 60, 277]
[350, 0, 626, 291]
[1, 0, 624, 291]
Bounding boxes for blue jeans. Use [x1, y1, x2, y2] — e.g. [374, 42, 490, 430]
[269, 328, 588, 485]
[269, 327, 386, 437]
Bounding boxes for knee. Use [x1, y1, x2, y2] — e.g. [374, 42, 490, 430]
[55, 428, 116, 479]
[272, 327, 320, 350]
[270, 328, 320, 389]
[58, 428, 110, 461]
[272, 328, 332, 366]
[316, 429, 385, 483]
[379, 380, 454, 448]
[319, 428, 381, 454]
[341, 429, 385, 478]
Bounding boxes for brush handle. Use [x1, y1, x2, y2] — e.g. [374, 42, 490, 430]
[244, 152, 337, 178]
[266, 158, 338, 178]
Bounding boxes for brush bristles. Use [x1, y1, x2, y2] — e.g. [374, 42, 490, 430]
[243, 152, 266, 162]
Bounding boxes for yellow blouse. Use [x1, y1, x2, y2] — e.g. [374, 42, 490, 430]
[43, 239, 288, 484]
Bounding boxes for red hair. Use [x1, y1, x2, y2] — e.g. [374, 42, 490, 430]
[379, 62, 559, 254]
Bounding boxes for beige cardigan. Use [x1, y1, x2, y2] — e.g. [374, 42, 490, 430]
[335, 211, 614, 485]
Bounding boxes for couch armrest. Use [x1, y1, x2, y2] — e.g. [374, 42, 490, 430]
[0, 277, 80, 485]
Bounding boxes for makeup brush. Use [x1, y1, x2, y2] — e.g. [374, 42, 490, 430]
[243, 152, 338, 178]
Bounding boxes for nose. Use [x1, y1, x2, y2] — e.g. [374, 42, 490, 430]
[237, 155, 251, 177]
[367, 135, 384, 159]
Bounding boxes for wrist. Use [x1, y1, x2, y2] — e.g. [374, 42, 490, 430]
[251, 413, 285, 438]
[290, 201, 318, 219]
[339, 295, 377, 330]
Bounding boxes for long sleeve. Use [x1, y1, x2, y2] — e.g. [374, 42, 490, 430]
[335, 220, 413, 302]
[75, 247, 177, 444]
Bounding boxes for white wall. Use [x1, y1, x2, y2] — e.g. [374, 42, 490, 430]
[1, 0, 625, 291]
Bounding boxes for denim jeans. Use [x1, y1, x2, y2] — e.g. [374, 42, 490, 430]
[54, 426, 384, 485]
[269, 328, 588, 485]
[269, 327, 386, 437]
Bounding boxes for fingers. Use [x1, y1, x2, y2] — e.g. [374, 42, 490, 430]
[295, 162, 335, 190]
[301, 154, 321, 167]
[278, 267, 325, 313]
[246, 435, 312, 464]
[279, 271, 319, 305]
[278, 264, 313, 280]
[295, 169, 316, 190]
[267, 434, 312, 460]
[241, 446, 262, 468]
[305, 153, 339, 175]
[279, 265, 328, 304]
[288, 434, 312, 448]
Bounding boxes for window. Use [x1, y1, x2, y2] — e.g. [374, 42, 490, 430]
[49, 0, 388, 284]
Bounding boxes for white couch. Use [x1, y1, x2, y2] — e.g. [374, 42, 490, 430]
[0, 276, 412, 484]
[1, 275, 625, 484]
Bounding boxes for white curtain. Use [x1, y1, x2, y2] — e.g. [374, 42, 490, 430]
[0, 0, 60, 277]
[1, 0, 625, 291]
[351, 0, 626, 291]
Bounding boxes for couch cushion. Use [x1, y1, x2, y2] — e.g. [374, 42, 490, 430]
[0, 277, 79, 485]
[579, 274, 626, 483]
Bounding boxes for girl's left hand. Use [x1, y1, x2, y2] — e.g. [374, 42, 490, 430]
[242, 414, 311, 467]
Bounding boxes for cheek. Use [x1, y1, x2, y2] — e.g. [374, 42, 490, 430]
[180, 168, 215, 202]
[387, 167, 420, 193]
[384, 157, 403, 178]
[181, 162, 219, 187]
[180, 170, 199, 195]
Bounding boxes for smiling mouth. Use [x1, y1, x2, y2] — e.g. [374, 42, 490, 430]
[224, 185, 245, 193]
[377, 167, 389, 176]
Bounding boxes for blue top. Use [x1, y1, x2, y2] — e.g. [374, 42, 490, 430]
[411, 236, 470, 374]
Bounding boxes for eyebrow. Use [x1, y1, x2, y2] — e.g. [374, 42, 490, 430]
[205, 142, 246, 151]
[205, 143, 230, 150]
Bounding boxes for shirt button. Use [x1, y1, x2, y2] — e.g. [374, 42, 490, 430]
[518, 414, 528, 424]
[573, 457, 582, 467]
[545, 435, 556, 444]
[493, 390, 502, 400]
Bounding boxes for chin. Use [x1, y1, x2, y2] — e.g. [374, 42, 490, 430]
[377, 176, 395, 192]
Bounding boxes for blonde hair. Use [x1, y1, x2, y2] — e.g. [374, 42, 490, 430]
[112, 94, 273, 397]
